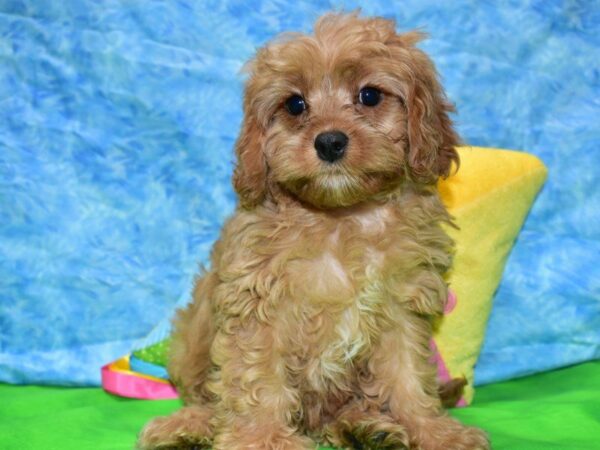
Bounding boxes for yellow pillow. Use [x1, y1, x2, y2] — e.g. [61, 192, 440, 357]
[434, 146, 548, 404]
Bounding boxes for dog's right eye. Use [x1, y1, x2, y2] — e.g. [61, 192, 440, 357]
[358, 86, 381, 107]
[285, 95, 306, 116]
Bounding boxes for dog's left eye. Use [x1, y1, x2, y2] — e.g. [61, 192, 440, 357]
[358, 87, 381, 107]
[285, 95, 307, 116]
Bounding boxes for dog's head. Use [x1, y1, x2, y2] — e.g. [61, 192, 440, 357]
[233, 13, 459, 209]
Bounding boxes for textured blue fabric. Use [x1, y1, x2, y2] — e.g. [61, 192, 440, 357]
[0, 1, 598, 386]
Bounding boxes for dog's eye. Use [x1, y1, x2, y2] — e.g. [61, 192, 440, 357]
[285, 95, 306, 116]
[358, 87, 381, 107]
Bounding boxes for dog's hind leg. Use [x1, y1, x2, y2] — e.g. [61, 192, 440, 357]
[136, 404, 214, 450]
[137, 272, 219, 450]
[168, 271, 219, 405]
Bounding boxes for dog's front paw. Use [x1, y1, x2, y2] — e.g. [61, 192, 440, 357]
[137, 418, 210, 450]
[213, 429, 316, 450]
[136, 406, 213, 450]
[331, 418, 409, 449]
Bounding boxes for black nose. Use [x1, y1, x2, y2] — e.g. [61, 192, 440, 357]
[314, 131, 348, 163]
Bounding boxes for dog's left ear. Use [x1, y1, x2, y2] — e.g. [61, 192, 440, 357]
[389, 31, 460, 184]
[232, 96, 268, 210]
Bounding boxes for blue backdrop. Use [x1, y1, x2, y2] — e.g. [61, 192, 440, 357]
[0, 0, 598, 386]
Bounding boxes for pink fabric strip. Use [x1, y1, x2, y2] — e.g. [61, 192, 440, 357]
[445, 289, 457, 314]
[101, 363, 178, 399]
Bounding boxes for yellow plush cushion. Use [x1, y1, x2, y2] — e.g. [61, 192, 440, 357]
[434, 146, 548, 404]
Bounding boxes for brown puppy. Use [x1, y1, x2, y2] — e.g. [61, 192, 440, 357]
[138, 12, 490, 450]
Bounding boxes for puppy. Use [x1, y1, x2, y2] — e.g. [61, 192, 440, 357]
[138, 13, 490, 450]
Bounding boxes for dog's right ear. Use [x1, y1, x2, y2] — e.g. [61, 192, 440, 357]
[232, 100, 267, 210]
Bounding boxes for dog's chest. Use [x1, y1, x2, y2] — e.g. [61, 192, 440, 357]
[296, 264, 387, 394]
[284, 209, 395, 389]
[285, 207, 392, 302]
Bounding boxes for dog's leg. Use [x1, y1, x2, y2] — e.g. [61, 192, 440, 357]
[137, 404, 214, 450]
[209, 316, 315, 450]
[324, 399, 410, 449]
[168, 271, 218, 404]
[137, 273, 219, 450]
[362, 313, 490, 450]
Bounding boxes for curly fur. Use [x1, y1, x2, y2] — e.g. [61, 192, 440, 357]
[138, 12, 489, 450]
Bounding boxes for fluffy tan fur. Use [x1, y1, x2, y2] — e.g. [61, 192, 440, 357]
[138, 12, 489, 450]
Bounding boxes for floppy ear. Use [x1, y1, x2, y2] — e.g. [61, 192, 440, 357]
[232, 101, 268, 209]
[390, 32, 460, 183]
[406, 67, 460, 183]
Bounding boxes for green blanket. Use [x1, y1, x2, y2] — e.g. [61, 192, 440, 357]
[1, 361, 598, 449]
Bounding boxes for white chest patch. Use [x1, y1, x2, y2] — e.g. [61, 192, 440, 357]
[320, 252, 350, 288]
[354, 206, 391, 235]
[311, 280, 385, 389]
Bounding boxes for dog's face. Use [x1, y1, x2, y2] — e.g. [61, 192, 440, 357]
[234, 14, 459, 209]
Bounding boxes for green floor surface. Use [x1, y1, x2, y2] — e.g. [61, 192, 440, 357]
[1, 361, 598, 449]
